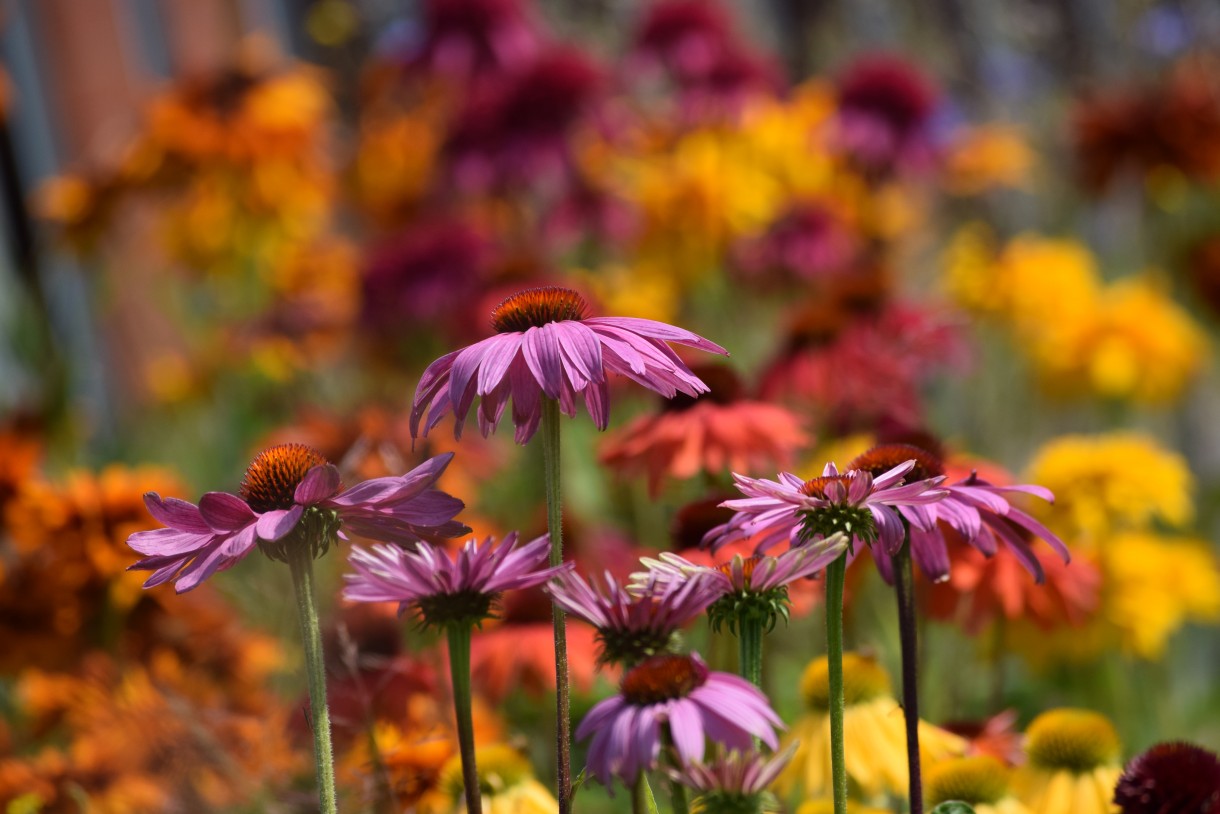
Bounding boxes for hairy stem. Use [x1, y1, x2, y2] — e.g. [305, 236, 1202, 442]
[287, 547, 338, 814]
[894, 535, 923, 814]
[825, 554, 848, 814]
[540, 398, 572, 812]
[737, 616, 765, 688]
[446, 625, 481, 814]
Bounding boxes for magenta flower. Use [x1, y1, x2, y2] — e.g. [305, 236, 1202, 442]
[849, 443, 1070, 584]
[671, 747, 795, 807]
[410, 286, 728, 444]
[344, 532, 570, 627]
[545, 570, 721, 665]
[407, 0, 540, 84]
[127, 445, 469, 593]
[833, 53, 940, 174]
[703, 460, 948, 559]
[576, 653, 782, 788]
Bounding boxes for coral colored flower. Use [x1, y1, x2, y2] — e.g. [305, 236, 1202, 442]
[600, 364, 809, 496]
[411, 286, 728, 444]
[1013, 709, 1122, 814]
[849, 444, 1069, 584]
[575, 653, 782, 788]
[1113, 741, 1220, 814]
[832, 53, 939, 174]
[704, 460, 947, 560]
[127, 446, 468, 592]
[774, 653, 964, 799]
[546, 570, 721, 666]
[943, 710, 1025, 767]
[343, 533, 568, 627]
[925, 755, 1031, 814]
[672, 747, 794, 813]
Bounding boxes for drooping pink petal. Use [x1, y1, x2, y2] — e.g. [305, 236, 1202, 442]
[295, 464, 342, 505]
[198, 492, 257, 533]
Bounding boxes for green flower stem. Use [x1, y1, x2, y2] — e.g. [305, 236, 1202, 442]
[737, 615, 765, 688]
[671, 781, 690, 814]
[286, 546, 338, 814]
[632, 774, 650, 814]
[446, 624, 482, 814]
[825, 553, 848, 814]
[662, 725, 690, 814]
[893, 535, 923, 814]
[540, 397, 573, 813]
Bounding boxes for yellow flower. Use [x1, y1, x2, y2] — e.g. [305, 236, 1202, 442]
[774, 653, 965, 801]
[1100, 532, 1220, 658]
[436, 744, 558, 814]
[943, 125, 1037, 195]
[1013, 709, 1121, 814]
[925, 755, 1031, 814]
[795, 800, 889, 814]
[1023, 432, 1194, 542]
[574, 263, 681, 325]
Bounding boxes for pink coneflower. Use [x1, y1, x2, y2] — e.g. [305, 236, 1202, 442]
[671, 747, 794, 812]
[410, 286, 728, 444]
[703, 460, 947, 559]
[849, 444, 1070, 584]
[576, 653, 782, 788]
[545, 569, 721, 666]
[599, 364, 809, 496]
[407, 0, 541, 84]
[733, 202, 860, 286]
[833, 53, 939, 175]
[343, 532, 568, 626]
[128, 446, 469, 592]
[1113, 741, 1220, 814]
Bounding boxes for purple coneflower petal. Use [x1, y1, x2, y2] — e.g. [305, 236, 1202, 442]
[143, 493, 211, 533]
[295, 464, 341, 505]
[198, 492, 257, 533]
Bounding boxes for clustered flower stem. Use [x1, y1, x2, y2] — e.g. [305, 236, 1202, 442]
[824, 553, 849, 814]
[893, 533, 924, 814]
[540, 397, 573, 812]
[737, 616, 765, 689]
[286, 543, 338, 814]
[446, 624, 482, 814]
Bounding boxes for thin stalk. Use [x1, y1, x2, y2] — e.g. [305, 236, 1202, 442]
[632, 773, 649, 814]
[662, 726, 690, 814]
[446, 625, 482, 814]
[893, 536, 923, 814]
[737, 616, 765, 688]
[287, 547, 338, 814]
[825, 554, 848, 814]
[540, 398, 572, 813]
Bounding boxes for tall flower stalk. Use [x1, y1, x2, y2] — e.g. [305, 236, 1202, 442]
[410, 285, 727, 811]
[892, 533, 923, 813]
[823, 553, 848, 813]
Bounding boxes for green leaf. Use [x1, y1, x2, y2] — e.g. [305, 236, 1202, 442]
[643, 775, 661, 814]
[930, 802, 978, 814]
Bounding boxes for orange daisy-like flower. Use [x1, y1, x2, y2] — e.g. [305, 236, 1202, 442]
[600, 364, 809, 495]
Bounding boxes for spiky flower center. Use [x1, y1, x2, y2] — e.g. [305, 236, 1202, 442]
[415, 589, 496, 630]
[441, 744, 534, 800]
[621, 654, 707, 705]
[925, 756, 1010, 806]
[1113, 741, 1220, 814]
[240, 443, 330, 512]
[799, 474, 851, 499]
[849, 443, 944, 482]
[491, 286, 587, 333]
[1026, 709, 1120, 773]
[800, 652, 891, 712]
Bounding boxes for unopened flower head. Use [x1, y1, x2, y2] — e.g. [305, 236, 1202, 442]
[546, 569, 721, 665]
[410, 286, 728, 444]
[631, 533, 847, 634]
[575, 652, 783, 789]
[849, 443, 1069, 584]
[343, 532, 570, 630]
[127, 447, 469, 592]
[703, 460, 946, 560]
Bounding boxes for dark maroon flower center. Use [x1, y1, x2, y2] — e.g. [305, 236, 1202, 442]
[240, 443, 330, 512]
[491, 286, 587, 333]
[620, 654, 707, 705]
[799, 474, 851, 499]
[849, 443, 944, 482]
[1113, 741, 1220, 814]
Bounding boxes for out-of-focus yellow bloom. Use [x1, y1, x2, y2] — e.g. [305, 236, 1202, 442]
[1033, 275, 1208, 403]
[435, 744, 558, 813]
[1100, 532, 1220, 658]
[943, 125, 1036, 195]
[353, 105, 443, 223]
[1023, 432, 1194, 542]
[1013, 710, 1121, 814]
[575, 262, 680, 325]
[795, 801, 889, 814]
[926, 755, 1031, 814]
[775, 653, 965, 801]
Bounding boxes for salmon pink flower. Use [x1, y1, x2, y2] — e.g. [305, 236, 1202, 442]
[127, 445, 468, 592]
[576, 653, 782, 789]
[411, 286, 728, 444]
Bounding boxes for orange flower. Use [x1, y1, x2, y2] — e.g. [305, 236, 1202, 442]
[601, 364, 809, 495]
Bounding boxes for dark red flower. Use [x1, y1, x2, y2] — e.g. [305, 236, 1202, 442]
[833, 53, 939, 175]
[408, 0, 541, 84]
[1114, 741, 1220, 814]
[734, 202, 859, 285]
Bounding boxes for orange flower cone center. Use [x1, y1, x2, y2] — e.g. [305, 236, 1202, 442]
[491, 286, 587, 333]
[240, 443, 330, 512]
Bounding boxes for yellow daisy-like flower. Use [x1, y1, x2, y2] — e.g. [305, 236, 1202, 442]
[795, 800, 889, 814]
[774, 653, 965, 801]
[926, 755, 1031, 814]
[1013, 709, 1121, 814]
[1023, 432, 1194, 542]
[436, 744, 558, 814]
